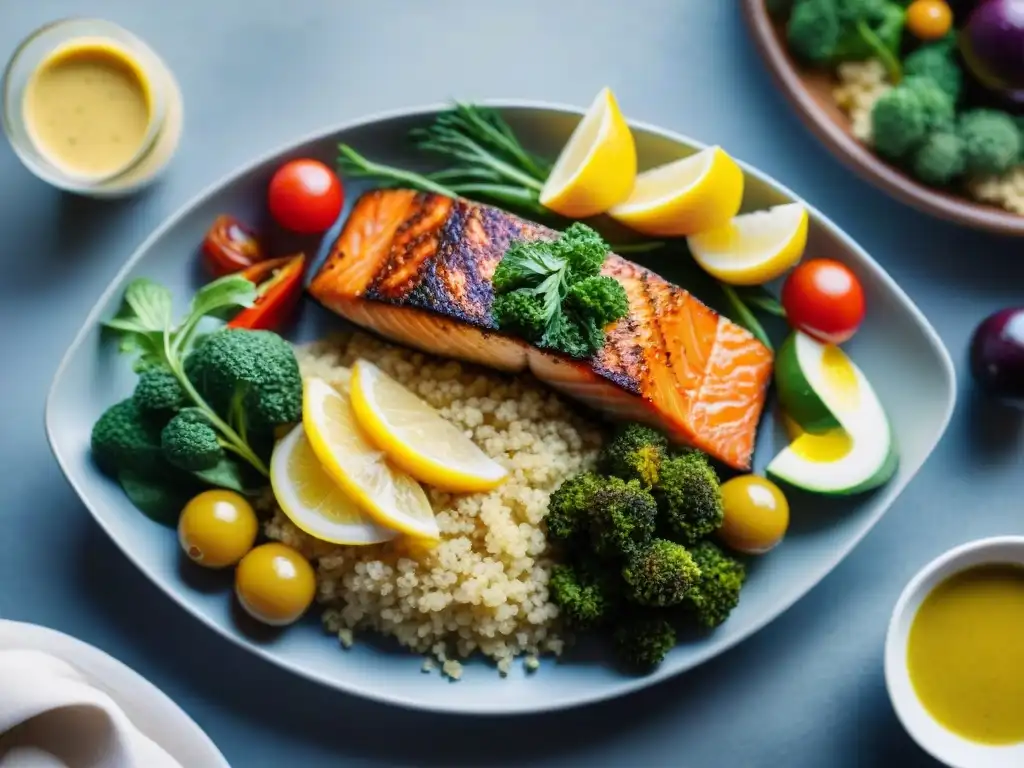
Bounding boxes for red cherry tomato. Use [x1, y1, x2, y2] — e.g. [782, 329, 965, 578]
[202, 215, 264, 277]
[781, 259, 865, 344]
[267, 159, 344, 234]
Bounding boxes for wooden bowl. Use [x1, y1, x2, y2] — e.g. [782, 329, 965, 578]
[742, 0, 1024, 236]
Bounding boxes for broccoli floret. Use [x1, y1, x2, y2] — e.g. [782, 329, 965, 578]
[904, 76, 955, 133]
[958, 110, 1022, 176]
[654, 452, 723, 545]
[613, 613, 676, 672]
[133, 368, 186, 414]
[622, 539, 701, 607]
[546, 471, 603, 541]
[589, 477, 658, 560]
[871, 77, 954, 160]
[161, 408, 223, 471]
[90, 399, 167, 476]
[566, 276, 628, 328]
[911, 131, 966, 186]
[549, 561, 619, 629]
[903, 42, 962, 102]
[184, 329, 302, 434]
[599, 423, 668, 487]
[787, 0, 903, 64]
[685, 542, 747, 629]
[871, 87, 926, 159]
[787, 0, 839, 63]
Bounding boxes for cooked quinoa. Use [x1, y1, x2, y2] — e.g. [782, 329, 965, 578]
[832, 59, 892, 143]
[264, 332, 604, 679]
[966, 168, 1024, 216]
[833, 59, 1024, 215]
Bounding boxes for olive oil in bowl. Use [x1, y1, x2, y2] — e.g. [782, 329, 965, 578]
[907, 564, 1024, 746]
[887, 538, 1024, 768]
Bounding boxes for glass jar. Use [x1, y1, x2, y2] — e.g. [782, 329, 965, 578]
[2, 18, 184, 197]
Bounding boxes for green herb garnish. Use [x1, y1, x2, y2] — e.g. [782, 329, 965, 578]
[339, 103, 550, 217]
[491, 223, 628, 359]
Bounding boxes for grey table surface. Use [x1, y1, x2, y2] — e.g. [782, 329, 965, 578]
[0, 1, 1018, 766]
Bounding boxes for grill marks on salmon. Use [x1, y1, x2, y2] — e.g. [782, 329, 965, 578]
[309, 189, 774, 469]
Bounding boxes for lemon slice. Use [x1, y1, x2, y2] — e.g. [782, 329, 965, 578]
[349, 359, 508, 493]
[687, 203, 809, 286]
[270, 424, 397, 545]
[607, 147, 744, 236]
[303, 377, 439, 540]
[539, 87, 637, 218]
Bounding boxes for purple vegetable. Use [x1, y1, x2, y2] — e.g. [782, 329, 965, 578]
[971, 308, 1024, 399]
[960, 0, 1024, 98]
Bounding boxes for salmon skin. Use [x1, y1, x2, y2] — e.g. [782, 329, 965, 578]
[308, 189, 774, 470]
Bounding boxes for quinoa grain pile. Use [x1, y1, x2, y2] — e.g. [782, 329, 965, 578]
[264, 333, 603, 679]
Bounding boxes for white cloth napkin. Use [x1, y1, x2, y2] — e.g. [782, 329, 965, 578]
[0, 650, 182, 768]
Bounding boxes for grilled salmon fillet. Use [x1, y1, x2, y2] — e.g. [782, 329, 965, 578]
[309, 189, 774, 469]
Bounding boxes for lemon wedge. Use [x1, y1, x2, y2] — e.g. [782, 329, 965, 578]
[349, 359, 508, 493]
[270, 424, 397, 545]
[302, 377, 439, 540]
[539, 87, 636, 218]
[608, 147, 744, 236]
[687, 203, 809, 286]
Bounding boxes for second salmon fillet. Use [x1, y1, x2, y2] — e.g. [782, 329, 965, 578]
[308, 189, 774, 470]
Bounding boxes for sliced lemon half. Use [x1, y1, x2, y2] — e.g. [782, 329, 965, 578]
[539, 87, 637, 218]
[608, 147, 744, 236]
[349, 359, 508, 493]
[302, 377, 439, 541]
[687, 202, 809, 286]
[270, 424, 397, 545]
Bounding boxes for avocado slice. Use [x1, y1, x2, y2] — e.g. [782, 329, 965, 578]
[767, 332, 898, 496]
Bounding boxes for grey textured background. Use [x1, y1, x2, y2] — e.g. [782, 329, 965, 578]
[0, 1, 1019, 766]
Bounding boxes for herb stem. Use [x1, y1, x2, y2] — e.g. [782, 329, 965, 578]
[449, 103, 551, 181]
[447, 183, 547, 215]
[414, 131, 544, 191]
[612, 241, 668, 255]
[856, 20, 902, 83]
[337, 145, 457, 197]
[721, 284, 774, 352]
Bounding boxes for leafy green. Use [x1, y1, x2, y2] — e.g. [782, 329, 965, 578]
[102, 275, 268, 477]
[193, 456, 251, 494]
[124, 279, 173, 331]
[490, 223, 628, 358]
[118, 470, 191, 528]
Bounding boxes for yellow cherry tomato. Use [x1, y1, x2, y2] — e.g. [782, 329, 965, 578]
[235, 543, 316, 626]
[906, 0, 953, 41]
[178, 490, 258, 569]
[718, 475, 789, 555]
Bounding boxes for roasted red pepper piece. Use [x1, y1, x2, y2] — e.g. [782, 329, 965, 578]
[229, 253, 306, 331]
[203, 215, 265, 276]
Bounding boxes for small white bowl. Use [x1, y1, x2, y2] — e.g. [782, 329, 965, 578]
[885, 536, 1024, 768]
